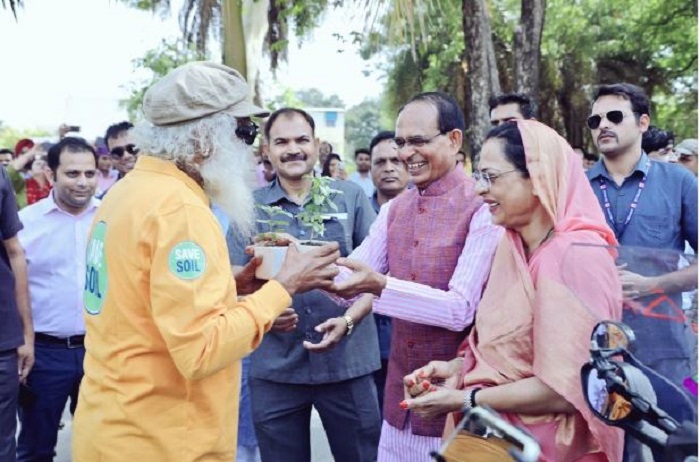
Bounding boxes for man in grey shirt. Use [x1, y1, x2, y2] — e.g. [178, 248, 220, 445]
[229, 108, 380, 462]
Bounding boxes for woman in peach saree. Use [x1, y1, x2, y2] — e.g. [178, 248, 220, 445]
[403, 120, 624, 461]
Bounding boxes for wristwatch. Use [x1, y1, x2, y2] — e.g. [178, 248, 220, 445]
[342, 315, 355, 336]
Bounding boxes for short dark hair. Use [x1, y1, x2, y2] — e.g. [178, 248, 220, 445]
[47, 137, 97, 175]
[354, 148, 370, 159]
[488, 93, 536, 119]
[584, 152, 599, 162]
[369, 131, 395, 157]
[104, 121, 133, 149]
[321, 153, 342, 177]
[483, 122, 529, 178]
[264, 108, 316, 140]
[0, 148, 12, 156]
[642, 126, 675, 153]
[399, 92, 465, 134]
[593, 83, 650, 117]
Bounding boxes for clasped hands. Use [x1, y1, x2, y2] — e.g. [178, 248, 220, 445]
[400, 358, 466, 419]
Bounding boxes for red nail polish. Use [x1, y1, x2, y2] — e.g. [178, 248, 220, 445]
[429, 386, 437, 392]
[422, 381, 430, 389]
[399, 401, 408, 410]
[407, 379, 415, 387]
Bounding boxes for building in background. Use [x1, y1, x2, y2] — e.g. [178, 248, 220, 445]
[306, 107, 346, 157]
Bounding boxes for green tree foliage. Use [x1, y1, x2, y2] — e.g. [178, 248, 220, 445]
[0, 122, 51, 150]
[267, 87, 344, 110]
[295, 88, 345, 107]
[344, 98, 384, 153]
[364, 0, 698, 150]
[120, 39, 206, 121]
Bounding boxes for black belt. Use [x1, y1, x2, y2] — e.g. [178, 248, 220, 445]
[35, 333, 85, 348]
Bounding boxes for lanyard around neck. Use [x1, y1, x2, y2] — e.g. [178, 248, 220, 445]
[598, 161, 651, 239]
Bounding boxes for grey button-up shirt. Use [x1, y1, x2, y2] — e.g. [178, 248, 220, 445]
[228, 178, 380, 384]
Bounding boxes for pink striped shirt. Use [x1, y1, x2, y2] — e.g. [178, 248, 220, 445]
[336, 201, 503, 330]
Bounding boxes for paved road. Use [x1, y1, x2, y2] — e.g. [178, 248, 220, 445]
[53, 406, 334, 462]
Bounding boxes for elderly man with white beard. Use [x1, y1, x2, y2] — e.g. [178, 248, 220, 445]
[72, 62, 341, 462]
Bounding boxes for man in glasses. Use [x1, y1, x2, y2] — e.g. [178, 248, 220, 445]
[488, 92, 536, 127]
[323, 92, 503, 459]
[586, 83, 697, 414]
[671, 139, 697, 177]
[73, 62, 340, 462]
[104, 121, 138, 180]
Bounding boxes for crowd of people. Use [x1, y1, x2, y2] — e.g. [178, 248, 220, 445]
[0, 60, 696, 462]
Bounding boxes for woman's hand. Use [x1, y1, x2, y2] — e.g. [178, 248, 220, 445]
[400, 388, 464, 419]
[403, 358, 464, 399]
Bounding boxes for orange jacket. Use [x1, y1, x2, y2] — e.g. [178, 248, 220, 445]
[73, 156, 290, 461]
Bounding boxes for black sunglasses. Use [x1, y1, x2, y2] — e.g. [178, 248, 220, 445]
[236, 121, 259, 146]
[586, 110, 636, 130]
[110, 144, 139, 157]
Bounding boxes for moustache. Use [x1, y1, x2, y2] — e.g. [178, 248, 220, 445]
[598, 130, 617, 142]
[281, 153, 308, 163]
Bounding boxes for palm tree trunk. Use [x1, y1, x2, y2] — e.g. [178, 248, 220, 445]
[514, 0, 546, 106]
[222, 0, 247, 77]
[463, 0, 501, 160]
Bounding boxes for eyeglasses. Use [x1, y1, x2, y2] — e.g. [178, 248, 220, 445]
[393, 131, 445, 149]
[236, 121, 259, 146]
[586, 110, 636, 130]
[472, 169, 520, 189]
[110, 144, 139, 158]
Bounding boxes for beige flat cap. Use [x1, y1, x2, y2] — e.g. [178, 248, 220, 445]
[142, 61, 269, 126]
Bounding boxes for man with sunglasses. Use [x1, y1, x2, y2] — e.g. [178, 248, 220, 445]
[72, 62, 340, 462]
[104, 121, 138, 180]
[586, 83, 697, 421]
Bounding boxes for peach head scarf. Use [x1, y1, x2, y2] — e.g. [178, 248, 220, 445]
[460, 121, 623, 461]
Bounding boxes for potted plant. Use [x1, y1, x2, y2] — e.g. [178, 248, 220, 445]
[253, 204, 293, 279]
[297, 175, 343, 251]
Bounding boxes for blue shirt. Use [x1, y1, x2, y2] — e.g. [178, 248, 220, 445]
[228, 178, 380, 384]
[587, 152, 698, 253]
[587, 153, 698, 378]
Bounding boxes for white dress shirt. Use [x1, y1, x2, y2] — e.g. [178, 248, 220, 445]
[18, 192, 100, 337]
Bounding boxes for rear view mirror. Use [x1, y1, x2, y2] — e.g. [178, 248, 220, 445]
[582, 363, 634, 423]
[591, 321, 635, 352]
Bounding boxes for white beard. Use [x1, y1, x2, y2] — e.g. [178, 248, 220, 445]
[200, 138, 258, 238]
